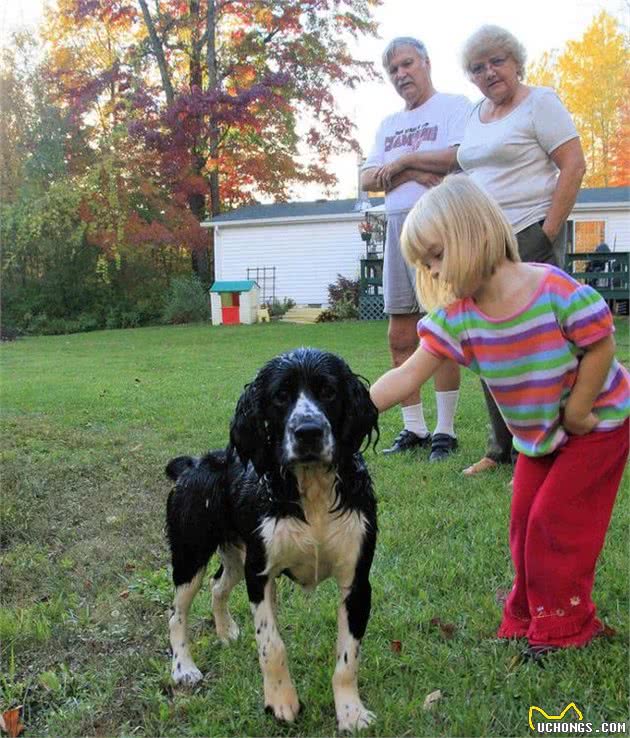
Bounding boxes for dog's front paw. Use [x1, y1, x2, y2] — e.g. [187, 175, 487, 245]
[337, 701, 375, 732]
[172, 662, 203, 686]
[264, 682, 301, 723]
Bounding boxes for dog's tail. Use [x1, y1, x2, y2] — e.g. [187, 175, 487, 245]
[165, 450, 232, 587]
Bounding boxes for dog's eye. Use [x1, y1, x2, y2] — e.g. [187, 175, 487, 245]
[273, 389, 291, 406]
[319, 384, 336, 402]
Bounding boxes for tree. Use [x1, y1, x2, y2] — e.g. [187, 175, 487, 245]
[527, 11, 628, 187]
[45, 0, 382, 281]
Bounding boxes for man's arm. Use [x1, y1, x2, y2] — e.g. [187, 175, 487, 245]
[371, 147, 459, 191]
[386, 169, 443, 191]
[360, 167, 380, 192]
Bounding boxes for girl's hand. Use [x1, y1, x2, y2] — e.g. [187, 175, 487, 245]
[562, 409, 598, 436]
[370, 346, 443, 412]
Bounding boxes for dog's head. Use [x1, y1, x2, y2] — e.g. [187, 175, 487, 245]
[229, 348, 378, 476]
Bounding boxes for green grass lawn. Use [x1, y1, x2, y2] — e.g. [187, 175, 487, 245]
[1, 320, 628, 737]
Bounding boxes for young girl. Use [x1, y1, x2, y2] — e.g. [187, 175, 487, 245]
[371, 174, 629, 656]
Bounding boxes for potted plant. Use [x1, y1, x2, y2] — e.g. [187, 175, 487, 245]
[358, 220, 373, 243]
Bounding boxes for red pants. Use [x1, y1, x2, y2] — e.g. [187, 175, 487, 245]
[498, 419, 629, 648]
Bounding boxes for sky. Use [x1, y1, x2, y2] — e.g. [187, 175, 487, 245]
[2, 0, 626, 201]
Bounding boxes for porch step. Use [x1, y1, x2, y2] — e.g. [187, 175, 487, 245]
[280, 306, 324, 324]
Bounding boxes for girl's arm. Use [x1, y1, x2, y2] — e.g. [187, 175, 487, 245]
[370, 346, 444, 412]
[563, 335, 616, 435]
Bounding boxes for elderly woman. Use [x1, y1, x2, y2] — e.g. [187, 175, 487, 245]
[457, 25, 586, 476]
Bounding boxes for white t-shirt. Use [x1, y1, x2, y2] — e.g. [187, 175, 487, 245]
[363, 92, 471, 213]
[457, 87, 579, 233]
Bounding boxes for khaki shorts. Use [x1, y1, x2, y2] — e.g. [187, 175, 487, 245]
[383, 210, 422, 315]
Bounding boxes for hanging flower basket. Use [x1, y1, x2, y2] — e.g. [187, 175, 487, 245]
[359, 221, 374, 243]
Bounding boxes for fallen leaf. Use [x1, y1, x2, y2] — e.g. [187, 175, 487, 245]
[1, 706, 25, 737]
[423, 690, 442, 711]
[429, 617, 456, 639]
[390, 640, 402, 653]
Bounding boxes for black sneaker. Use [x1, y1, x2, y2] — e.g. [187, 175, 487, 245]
[382, 429, 432, 455]
[429, 433, 458, 462]
[521, 644, 559, 666]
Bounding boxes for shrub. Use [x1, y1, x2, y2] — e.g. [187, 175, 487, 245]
[316, 275, 360, 322]
[327, 274, 359, 309]
[162, 276, 211, 324]
[266, 298, 295, 318]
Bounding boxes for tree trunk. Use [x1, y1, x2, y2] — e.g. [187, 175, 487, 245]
[206, 0, 220, 218]
[187, 0, 209, 282]
[138, 0, 175, 106]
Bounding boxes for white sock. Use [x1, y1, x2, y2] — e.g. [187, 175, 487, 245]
[402, 403, 429, 438]
[433, 390, 459, 437]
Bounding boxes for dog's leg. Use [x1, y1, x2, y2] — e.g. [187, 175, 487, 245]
[245, 555, 300, 723]
[333, 574, 375, 730]
[212, 545, 243, 644]
[169, 568, 205, 685]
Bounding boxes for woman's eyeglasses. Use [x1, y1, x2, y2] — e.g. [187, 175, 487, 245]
[470, 56, 508, 77]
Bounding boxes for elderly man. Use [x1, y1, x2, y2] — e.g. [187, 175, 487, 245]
[361, 37, 471, 460]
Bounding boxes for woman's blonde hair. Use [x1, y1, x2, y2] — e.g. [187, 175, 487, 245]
[400, 174, 520, 310]
[461, 25, 527, 80]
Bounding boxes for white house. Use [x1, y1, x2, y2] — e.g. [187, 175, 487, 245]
[205, 198, 382, 306]
[569, 186, 629, 253]
[204, 187, 628, 307]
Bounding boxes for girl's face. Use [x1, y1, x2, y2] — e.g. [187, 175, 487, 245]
[419, 242, 444, 281]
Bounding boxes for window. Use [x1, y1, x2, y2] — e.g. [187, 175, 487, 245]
[574, 220, 606, 254]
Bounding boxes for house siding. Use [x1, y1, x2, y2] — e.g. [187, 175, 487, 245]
[215, 219, 366, 305]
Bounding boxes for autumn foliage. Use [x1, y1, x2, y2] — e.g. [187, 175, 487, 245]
[527, 11, 628, 187]
[1, 0, 381, 333]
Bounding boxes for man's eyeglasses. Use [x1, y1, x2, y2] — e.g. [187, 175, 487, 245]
[470, 56, 508, 77]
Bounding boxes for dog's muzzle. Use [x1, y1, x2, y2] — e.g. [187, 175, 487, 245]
[284, 396, 334, 463]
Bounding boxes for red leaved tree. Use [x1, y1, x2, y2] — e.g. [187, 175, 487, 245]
[45, 0, 382, 280]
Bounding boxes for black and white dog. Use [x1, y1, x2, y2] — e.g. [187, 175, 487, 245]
[165, 348, 379, 730]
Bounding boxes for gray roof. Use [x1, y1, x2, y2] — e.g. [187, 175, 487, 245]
[207, 187, 627, 226]
[576, 186, 629, 204]
[208, 197, 385, 224]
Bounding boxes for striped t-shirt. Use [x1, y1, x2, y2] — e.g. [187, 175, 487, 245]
[419, 264, 630, 457]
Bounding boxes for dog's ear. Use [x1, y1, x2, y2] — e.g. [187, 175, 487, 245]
[341, 373, 379, 455]
[229, 379, 270, 476]
[165, 455, 196, 481]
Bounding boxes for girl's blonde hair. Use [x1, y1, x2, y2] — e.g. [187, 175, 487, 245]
[401, 174, 520, 310]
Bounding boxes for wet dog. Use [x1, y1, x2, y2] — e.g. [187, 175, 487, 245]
[165, 348, 379, 730]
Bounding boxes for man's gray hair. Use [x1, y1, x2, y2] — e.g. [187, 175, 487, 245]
[382, 37, 428, 68]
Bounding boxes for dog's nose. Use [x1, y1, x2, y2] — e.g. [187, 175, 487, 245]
[293, 421, 324, 445]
